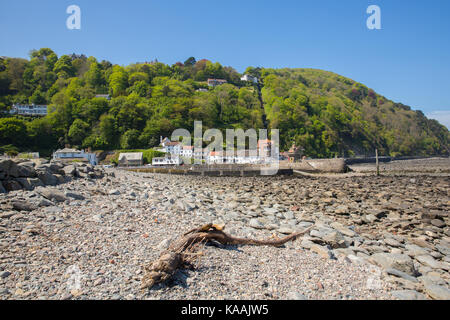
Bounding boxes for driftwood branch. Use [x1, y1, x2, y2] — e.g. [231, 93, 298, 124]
[141, 224, 312, 290]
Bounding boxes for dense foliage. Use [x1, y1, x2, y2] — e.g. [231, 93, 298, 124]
[0, 49, 448, 158]
[261, 68, 449, 157]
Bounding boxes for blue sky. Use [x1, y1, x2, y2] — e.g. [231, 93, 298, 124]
[1, 0, 449, 128]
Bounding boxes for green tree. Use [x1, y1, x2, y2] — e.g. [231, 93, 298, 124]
[98, 114, 118, 147]
[53, 55, 75, 78]
[120, 129, 141, 149]
[108, 65, 128, 97]
[68, 119, 90, 145]
[0, 118, 28, 146]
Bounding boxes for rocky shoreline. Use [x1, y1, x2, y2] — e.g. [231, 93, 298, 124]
[0, 159, 449, 300]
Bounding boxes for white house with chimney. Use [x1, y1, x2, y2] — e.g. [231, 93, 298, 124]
[240, 74, 258, 84]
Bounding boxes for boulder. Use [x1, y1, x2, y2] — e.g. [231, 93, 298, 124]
[249, 218, 265, 229]
[0, 159, 19, 178]
[36, 187, 67, 202]
[28, 178, 45, 188]
[310, 244, 336, 260]
[369, 252, 416, 275]
[36, 170, 58, 186]
[3, 180, 22, 191]
[12, 200, 37, 212]
[321, 231, 349, 249]
[54, 174, 67, 184]
[14, 178, 33, 190]
[37, 163, 65, 175]
[424, 283, 450, 300]
[391, 290, 428, 300]
[108, 189, 121, 196]
[415, 255, 449, 271]
[63, 165, 77, 177]
[385, 268, 418, 283]
[65, 191, 85, 200]
[15, 164, 36, 178]
[0, 181, 5, 193]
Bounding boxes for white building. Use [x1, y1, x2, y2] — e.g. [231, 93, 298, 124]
[205, 140, 278, 165]
[53, 148, 98, 165]
[207, 79, 227, 87]
[193, 148, 209, 161]
[258, 139, 279, 162]
[240, 74, 258, 84]
[19, 152, 40, 159]
[152, 155, 183, 166]
[10, 104, 47, 116]
[164, 141, 182, 155]
[207, 151, 236, 164]
[160, 137, 171, 146]
[180, 146, 194, 158]
[234, 150, 260, 164]
[118, 152, 143, 167]
[206, 150, 260, 165]
[95, 94, 111, 100]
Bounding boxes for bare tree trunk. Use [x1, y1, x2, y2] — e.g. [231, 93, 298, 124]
[141, 224, 312, 290]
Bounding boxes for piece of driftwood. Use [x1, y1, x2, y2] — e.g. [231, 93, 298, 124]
[141, 223, 312, 290]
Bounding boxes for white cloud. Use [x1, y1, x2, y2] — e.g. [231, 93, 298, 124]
[426, 110, 450, 130]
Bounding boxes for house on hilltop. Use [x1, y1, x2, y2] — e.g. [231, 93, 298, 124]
[95, 94, 111, 100]
[240, 74, 258, 84]
[10, 104, 47, 116]
[207, 79, 227, 87]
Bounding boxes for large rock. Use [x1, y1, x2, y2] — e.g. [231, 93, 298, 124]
[249, 218, 265, 229]
[28, 178, 45, 188]
[0, 160, 19, 178]
[369, 253, 416, 275]
[12, 200, 37, 212]
[65, 191, 85, 200]
[15, 164, 36, 178]
[37, 163, 65, 175]
[330, 222, 357, 237]
[424, 283, 450, 300]
[0, 160, 36, 178]
[310, 244, 336, 259]
[36, 187, 67, 202]
[14, 178, 33, 190]
[3, 180, 22, 191]
[321, 231, 349, 249]
[0, 181, 5, 193]
[391, 290, 428, 300]
[385, 268, 418, 283]
[63, 165, 78, 177]
[54, 174, 67, 184]
[36, 170, 58, 186]
[415, 255, 449, 271]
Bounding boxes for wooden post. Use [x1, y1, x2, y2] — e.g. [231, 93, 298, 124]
[375, 148, 380, 176]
